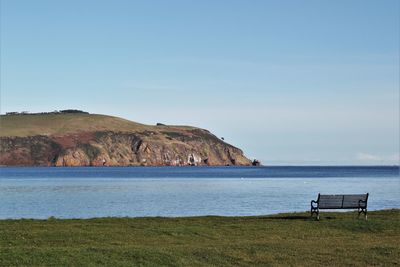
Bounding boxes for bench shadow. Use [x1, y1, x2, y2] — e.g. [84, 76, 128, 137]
[259, 215, 337, 220]
[265, 215, 311, 220]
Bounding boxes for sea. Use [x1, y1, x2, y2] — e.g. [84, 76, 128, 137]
[0, 166, 398, 219]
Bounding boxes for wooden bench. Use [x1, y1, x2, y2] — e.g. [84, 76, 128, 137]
[311, 193, 369, 220]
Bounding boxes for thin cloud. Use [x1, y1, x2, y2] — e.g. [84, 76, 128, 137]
[388, 153, 400, 163]
[356, 153, 381, 161]
[356, 153, 399, 164]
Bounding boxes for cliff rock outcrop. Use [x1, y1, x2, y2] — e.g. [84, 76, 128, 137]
[0, 114, 252, 166]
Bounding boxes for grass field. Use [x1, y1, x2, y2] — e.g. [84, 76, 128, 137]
[0, 113, 197, 137]
[0, 113, 145, 137]
[0, 209, 399, 266]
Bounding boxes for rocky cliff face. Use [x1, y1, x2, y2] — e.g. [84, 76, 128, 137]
[0, 129, 251, 167]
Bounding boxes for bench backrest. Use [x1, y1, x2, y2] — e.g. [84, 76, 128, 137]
[318, 194, 368, 209]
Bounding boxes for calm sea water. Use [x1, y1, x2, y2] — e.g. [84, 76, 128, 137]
[0, 166, 398, 219]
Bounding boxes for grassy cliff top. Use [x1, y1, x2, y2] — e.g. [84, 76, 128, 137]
[0, 113, 195, 137]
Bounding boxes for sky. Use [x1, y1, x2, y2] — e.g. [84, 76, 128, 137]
[0, 0, 399, 165]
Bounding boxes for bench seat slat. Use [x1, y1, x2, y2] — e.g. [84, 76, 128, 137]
[318, 195, 343, 208]
[343, 195, 367, 208]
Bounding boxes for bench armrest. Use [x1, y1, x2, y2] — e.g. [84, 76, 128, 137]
[358, 199, 367, 208]
[311, 200, 318, 208]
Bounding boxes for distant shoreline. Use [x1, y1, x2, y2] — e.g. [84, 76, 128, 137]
[1, 165, 398, 168]
[1, 208, 398, 221]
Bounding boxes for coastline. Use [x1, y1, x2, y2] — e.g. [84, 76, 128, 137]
[1, 164, 399, 168]
[0, 208, 398, 221]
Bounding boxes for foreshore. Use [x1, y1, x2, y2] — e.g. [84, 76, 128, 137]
[0, 209, 398, 266]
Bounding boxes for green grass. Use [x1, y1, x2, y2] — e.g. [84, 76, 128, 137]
[0, 209, 399, 266]
[0, 113, 144, 137]
[0, 113, 197, 137]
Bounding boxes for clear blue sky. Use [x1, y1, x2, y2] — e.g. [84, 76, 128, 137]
[1, 0, 399, 165]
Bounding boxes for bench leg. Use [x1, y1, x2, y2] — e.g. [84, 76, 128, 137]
[310, 207, 320, 220]
[358, 208, 367, 220]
